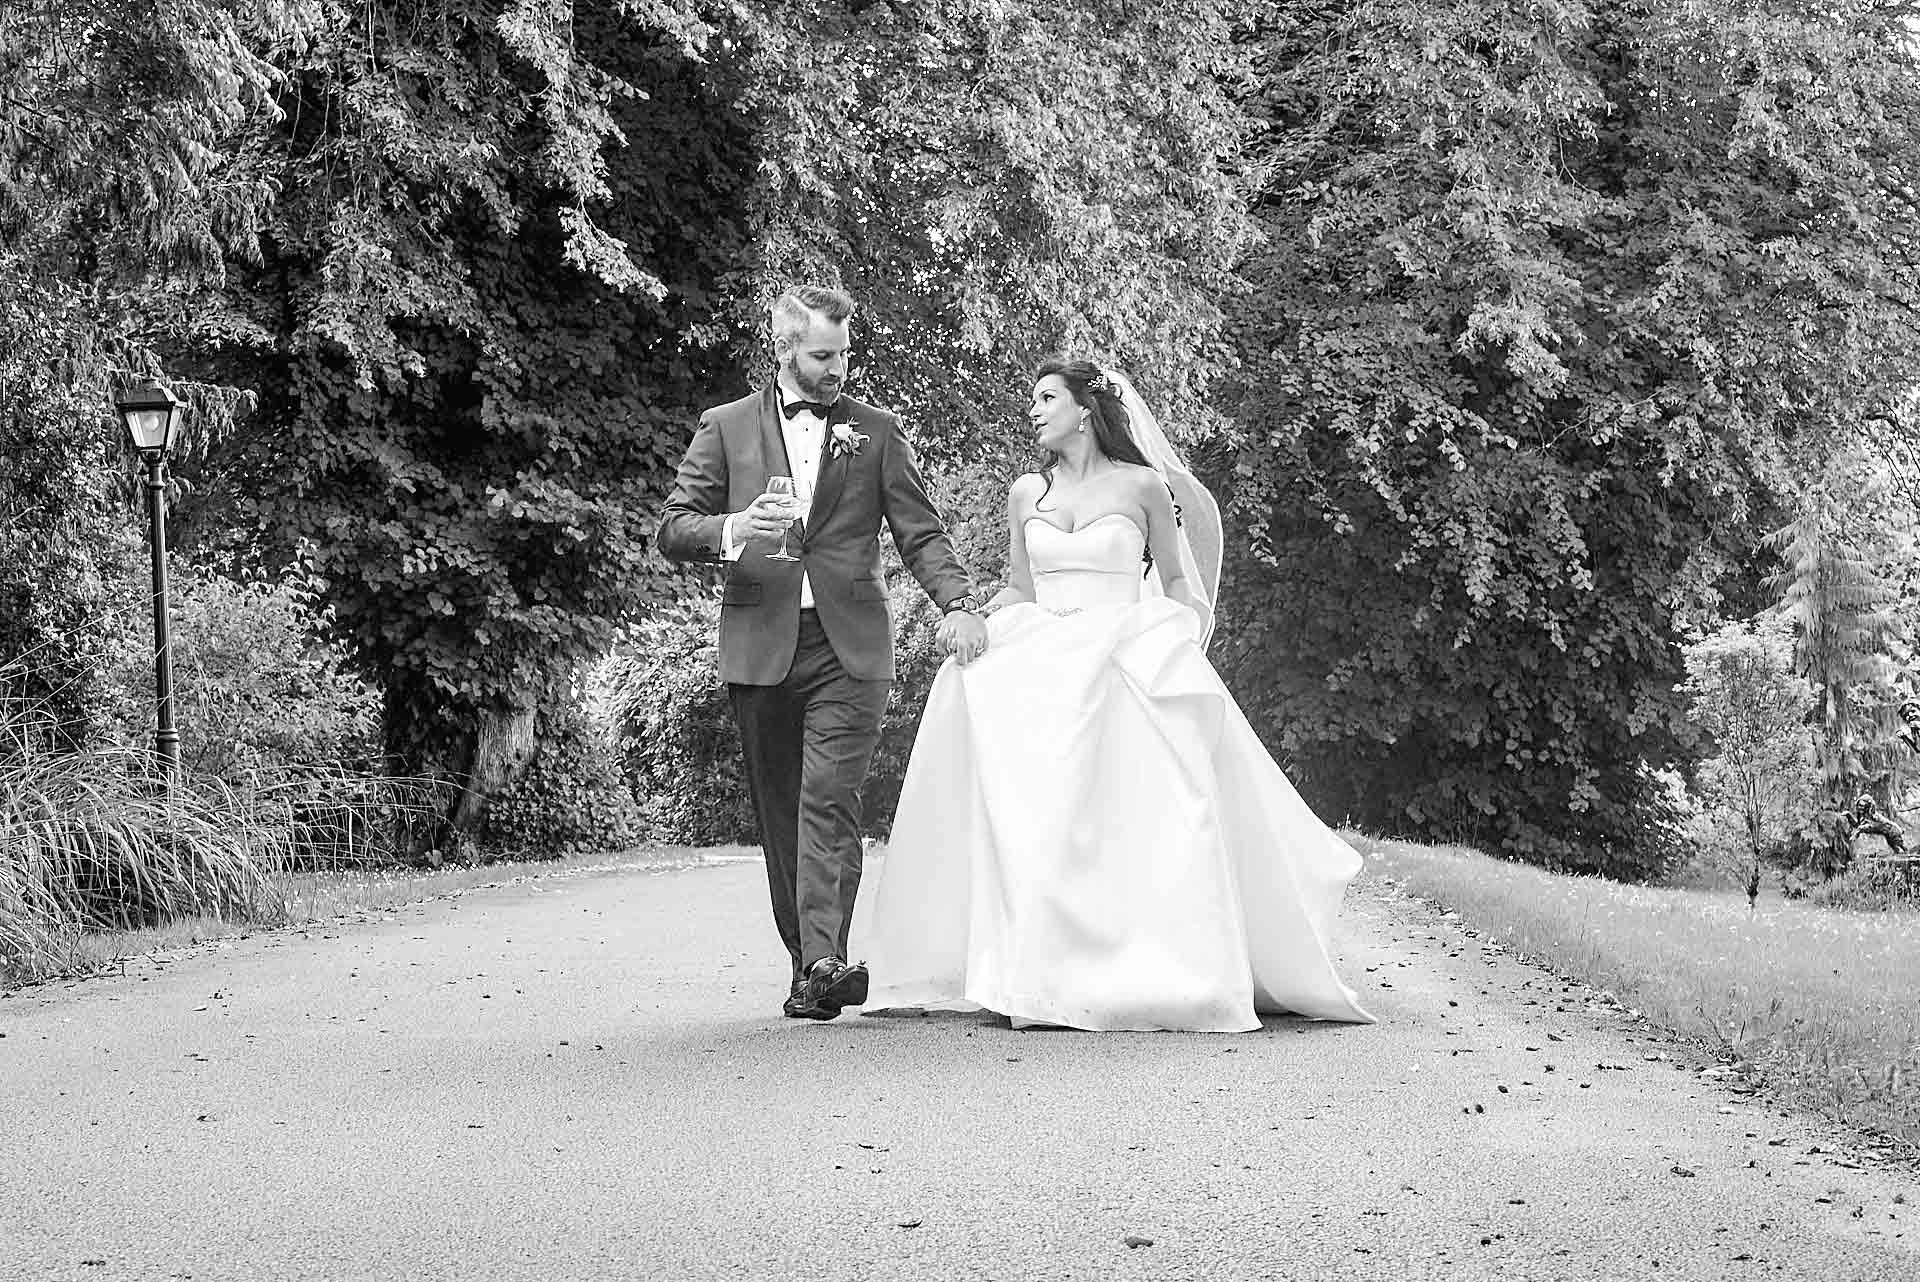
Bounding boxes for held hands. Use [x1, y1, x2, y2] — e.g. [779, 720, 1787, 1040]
[938, 610, 989, 664]
[736, 491, 803, 544]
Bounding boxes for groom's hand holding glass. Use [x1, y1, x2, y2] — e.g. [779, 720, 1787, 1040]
[736, 477, 806, 557]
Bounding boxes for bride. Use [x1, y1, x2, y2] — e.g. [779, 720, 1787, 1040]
[858, 357, 1375, 1032]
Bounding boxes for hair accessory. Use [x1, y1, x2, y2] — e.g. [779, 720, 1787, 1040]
[1085, 371, 1115, 395]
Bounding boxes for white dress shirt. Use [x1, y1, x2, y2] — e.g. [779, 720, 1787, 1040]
[722, 393, 825, 608]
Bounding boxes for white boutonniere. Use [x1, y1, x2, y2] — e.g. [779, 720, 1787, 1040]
[829, 422, 868, 459]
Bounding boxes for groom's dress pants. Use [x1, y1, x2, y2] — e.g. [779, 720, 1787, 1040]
[729, 610, 890, 979]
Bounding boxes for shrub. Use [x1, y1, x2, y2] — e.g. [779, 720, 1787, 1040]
[599, 595, 759, 846]
[0, 528, 126, 755]
[95, 568, 381, 787]
[1, 561, 440, 982]
[479, 699, 644, 859]
[1803, 858, 1920, 913]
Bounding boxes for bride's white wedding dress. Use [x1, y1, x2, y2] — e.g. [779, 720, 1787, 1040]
[858, 513, 1375, 1032]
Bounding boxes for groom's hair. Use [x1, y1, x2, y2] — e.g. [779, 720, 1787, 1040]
[771, 285, 856, 347]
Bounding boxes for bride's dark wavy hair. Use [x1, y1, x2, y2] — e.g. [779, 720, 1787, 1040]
[1032, 356, 1152, 508]
[1032, 355, 1159, 575]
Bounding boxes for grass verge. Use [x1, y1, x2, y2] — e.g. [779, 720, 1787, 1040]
[1353, 835, 1920, 1153]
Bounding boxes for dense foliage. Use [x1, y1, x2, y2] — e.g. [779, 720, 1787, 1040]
[9, 0, 1920, 884]
[189, 3, 752, 818]
[1216, 0, 1920, 874]
[730, 0, 1254, 459]
[1, 0, 289, 750]
[119, 0, 1249, 836]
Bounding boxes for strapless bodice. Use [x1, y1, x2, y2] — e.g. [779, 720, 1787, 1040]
[1025, 515, 1146, 611]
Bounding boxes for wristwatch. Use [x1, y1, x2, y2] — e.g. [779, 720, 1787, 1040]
[943, 594, 983, 616]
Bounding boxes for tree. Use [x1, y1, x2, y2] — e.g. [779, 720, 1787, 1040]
[725, 0, 1255, 464]
[1766, 449, 1911, 871]
[189, 3, 747, 833]
[1680, 612, 1818, 885]
[148, 0, 1258, 840]
[1, 0, 299, 745]
[1216, 0, 1920, 875]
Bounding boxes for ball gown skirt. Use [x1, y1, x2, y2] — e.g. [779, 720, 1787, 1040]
[858, 515, 1375, 1032]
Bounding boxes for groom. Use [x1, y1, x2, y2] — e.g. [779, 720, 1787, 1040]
[656, 285, 988, 1020]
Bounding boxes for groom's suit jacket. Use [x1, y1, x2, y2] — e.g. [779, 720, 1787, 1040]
[656, 384, 974, 685]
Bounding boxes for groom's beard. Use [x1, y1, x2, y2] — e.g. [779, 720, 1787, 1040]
[788, 361, 843, 404]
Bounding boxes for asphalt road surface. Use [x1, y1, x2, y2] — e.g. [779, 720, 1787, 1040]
[3, 854, 1915, 1282]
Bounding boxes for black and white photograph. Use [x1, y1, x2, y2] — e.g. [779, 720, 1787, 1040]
[3, 1, 1919, 1278]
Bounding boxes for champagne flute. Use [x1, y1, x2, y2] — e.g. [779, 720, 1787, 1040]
[763, 475, 802, 561]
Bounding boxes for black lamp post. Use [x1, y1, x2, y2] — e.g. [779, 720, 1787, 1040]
[115, 379, 185, 781]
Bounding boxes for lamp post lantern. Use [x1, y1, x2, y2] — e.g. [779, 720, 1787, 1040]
[115, 379, 185, 781]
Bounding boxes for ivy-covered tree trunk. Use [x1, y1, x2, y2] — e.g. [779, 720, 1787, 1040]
[385, 683, 542, 853]
[447, 700, 539, 840]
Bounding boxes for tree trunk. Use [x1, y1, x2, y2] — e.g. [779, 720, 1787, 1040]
[382, 684, 540, 863]
[447, 699, 539, 839]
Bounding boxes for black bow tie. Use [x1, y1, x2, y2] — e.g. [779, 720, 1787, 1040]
[781, 399, 837, 421]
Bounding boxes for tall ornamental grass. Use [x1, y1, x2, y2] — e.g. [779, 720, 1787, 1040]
[1, 614, 435, 986]
[1, 737, 443, 984]
[2, 742, 282, 977]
